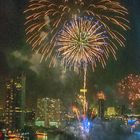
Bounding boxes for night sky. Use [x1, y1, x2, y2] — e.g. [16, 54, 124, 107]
[0, 0, 140, 108]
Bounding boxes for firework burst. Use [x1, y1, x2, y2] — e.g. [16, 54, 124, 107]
[24, 0, 129, 70]
[117, 74, 140, 107]
[56, 16, 114, 71]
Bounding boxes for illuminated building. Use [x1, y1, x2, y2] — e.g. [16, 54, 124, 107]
[0, 95, 3, 110]
[0, 108, 5, 130]
[106, 107, 117, 116]
[0, 108, 4, 122]
[4, 74, 26, 131]
[36, 98, 64, 127]
[25, 109, 35, 126]
[97, 91, 106, 119]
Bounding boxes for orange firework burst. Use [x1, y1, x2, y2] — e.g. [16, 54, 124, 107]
[56, 16, 115, 71]
[117, 74, 140, 107]
[24, 0, 129, 70]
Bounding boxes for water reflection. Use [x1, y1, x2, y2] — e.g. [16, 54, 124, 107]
[36, 132, 48, 140]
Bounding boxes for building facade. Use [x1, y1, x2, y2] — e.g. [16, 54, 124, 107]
[25, 109, 35, 126]
[36, 98, 64, 127]
[4, 74, 26, 131]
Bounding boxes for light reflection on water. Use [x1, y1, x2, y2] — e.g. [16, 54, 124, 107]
[6, 134, 140, 140]
[37, 138, 48, 140]
[8, 137, 48, 140]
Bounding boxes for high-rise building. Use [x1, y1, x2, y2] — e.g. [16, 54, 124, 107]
[4, 74, 26, 131]
[0, 108, 4, 129]
[97, 91, 106, 119]
[36, 98, 64, 127]
[25, 109, 35, 126]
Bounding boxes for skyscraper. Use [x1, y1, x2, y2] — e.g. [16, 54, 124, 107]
[4, 74, 26, 131]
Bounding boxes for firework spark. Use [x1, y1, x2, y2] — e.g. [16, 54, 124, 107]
[56, 16, 113, 71]
[24, 0, 129, 70]
[117, 74, 140, 107]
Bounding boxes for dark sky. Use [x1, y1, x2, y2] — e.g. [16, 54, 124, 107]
[0, 0, 140, 108]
